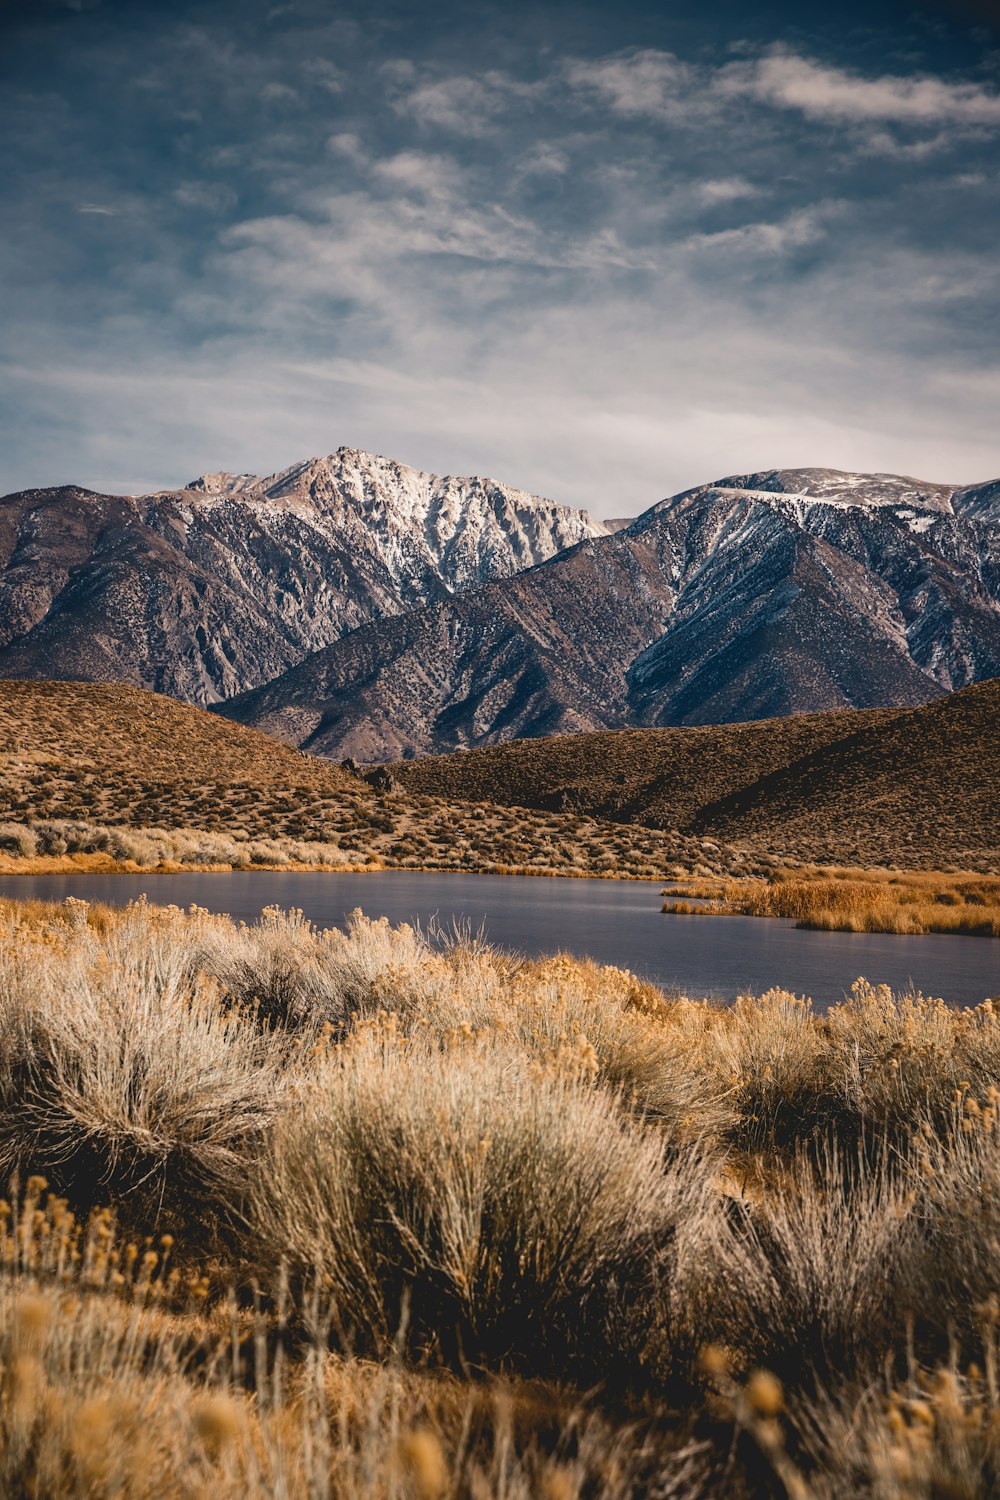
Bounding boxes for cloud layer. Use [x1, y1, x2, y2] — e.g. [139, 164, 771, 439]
[1, 0, 999, 513]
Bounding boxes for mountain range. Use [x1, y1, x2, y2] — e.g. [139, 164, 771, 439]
[218, 465, 1000, 760]
[1, 452, 998, 759]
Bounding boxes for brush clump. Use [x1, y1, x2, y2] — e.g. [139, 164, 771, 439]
[1, 894, 1000, 1497]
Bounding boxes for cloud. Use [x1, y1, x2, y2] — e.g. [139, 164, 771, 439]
[684, 204, 839, 256]
[3, 2, 1000, 514]
[564, 43, 1000, 148]
[302, 58, 344, 92]
[326, 131, 367, 164]
[261, 80, 299, 105]
[727, 47, 1000, 127]
[372, 150, 463, 197]
[173, 181, 239, 213]
[391, 69, 543, 135]
[564, 51, 704, 123]
[697, 177, 761, 204]
[515, 145, 569, 177]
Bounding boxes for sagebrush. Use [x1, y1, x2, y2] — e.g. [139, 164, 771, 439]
[2, 896, 1000, 1497]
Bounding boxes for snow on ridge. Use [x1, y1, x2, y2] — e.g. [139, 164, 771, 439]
[712, 485, 904, 511]
[704, 482, 953, 516]
[182, 447, 606, 538]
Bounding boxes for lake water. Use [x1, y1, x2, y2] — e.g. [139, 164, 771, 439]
[0, 870, 996, 1010]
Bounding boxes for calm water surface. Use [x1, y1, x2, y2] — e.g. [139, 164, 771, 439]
[0, 870, 996, 1010]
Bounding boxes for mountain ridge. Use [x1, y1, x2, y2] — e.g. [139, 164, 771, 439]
[0, 447, 606, 704]
[2, 453, 998, 761]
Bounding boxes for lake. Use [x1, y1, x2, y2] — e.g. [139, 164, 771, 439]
[0, 869, 996, 1009]
[3, 870, 995, 1008]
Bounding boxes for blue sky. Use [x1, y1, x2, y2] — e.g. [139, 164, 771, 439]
[2, 0, 999, 514]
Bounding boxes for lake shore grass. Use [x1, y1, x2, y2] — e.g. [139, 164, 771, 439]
[663, 867, 1000, 937]
[0, 844, 663, 881]
[2, 894, 1000, 1497]
[0, 809, 728, 882]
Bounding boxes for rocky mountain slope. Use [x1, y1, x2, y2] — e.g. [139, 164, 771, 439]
[0, 449, 605, 703]
[218, 467, 1000, 760]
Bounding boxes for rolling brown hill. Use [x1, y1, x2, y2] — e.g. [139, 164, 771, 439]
[0, 681, 735, 878]
[391, 705, 898, 827]
[693, 676, 1000, 868]
[0, 679, 359, 841]
[393, 679, 1000, 870]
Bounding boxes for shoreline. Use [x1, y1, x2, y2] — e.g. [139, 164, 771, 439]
[0, 852, 664, 882]
[662, 870, 1000, 941]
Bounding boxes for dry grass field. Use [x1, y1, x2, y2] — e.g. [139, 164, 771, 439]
[0, 680, 747, 880]
[2, 895, 1000, 1498]
[664, 869, 1000, 938]
[392, 678, 1000, 873]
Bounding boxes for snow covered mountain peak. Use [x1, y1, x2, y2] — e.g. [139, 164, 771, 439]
[182, 446, 604, 523]
[0, 447, 606, 705]
[658, 467, 958, 519]
[186, 471, 264, 498]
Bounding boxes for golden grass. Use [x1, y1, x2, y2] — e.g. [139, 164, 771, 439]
[663, 869, 1000, 937]
[3, 896, 1000, 1496]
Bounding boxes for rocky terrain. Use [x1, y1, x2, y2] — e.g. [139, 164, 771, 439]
[0, 449, 605, 703]
[219, 467, 1000, 759]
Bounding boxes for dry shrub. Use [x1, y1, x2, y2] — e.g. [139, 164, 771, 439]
[8, 896, 1000, 1497]
[248, 1027, 723, 1385]
[699, 989, 821, 1152]
[0, 1180, 708, 1500]
[720, 1143, 919, 1387]
[193, 910, 734, 1144]
[0, 905, 294, 1228]
[786, 1368, 1000, 1499]
[819, 982, 991, 1140]
[696, 982, 1000, 1157]
[0, 818, 349, 870]
[189, 905, 433, 1029]
[0, 822, 38, 858]
[908, 1098, 1000, 1349]
[491, 957, 736, 1140]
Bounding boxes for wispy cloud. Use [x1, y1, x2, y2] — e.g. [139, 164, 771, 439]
[564, 50, 704, 122]
[683, 203, 840, 256]
[696, 177, 762, 204]
[173, 181, 239, 213]
[389, 68, 543, 136]
[564, 43, 1000, 147]
[728, 46, 1000, 127]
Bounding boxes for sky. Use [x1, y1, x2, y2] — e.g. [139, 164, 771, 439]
[1, 0, 999, 517]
